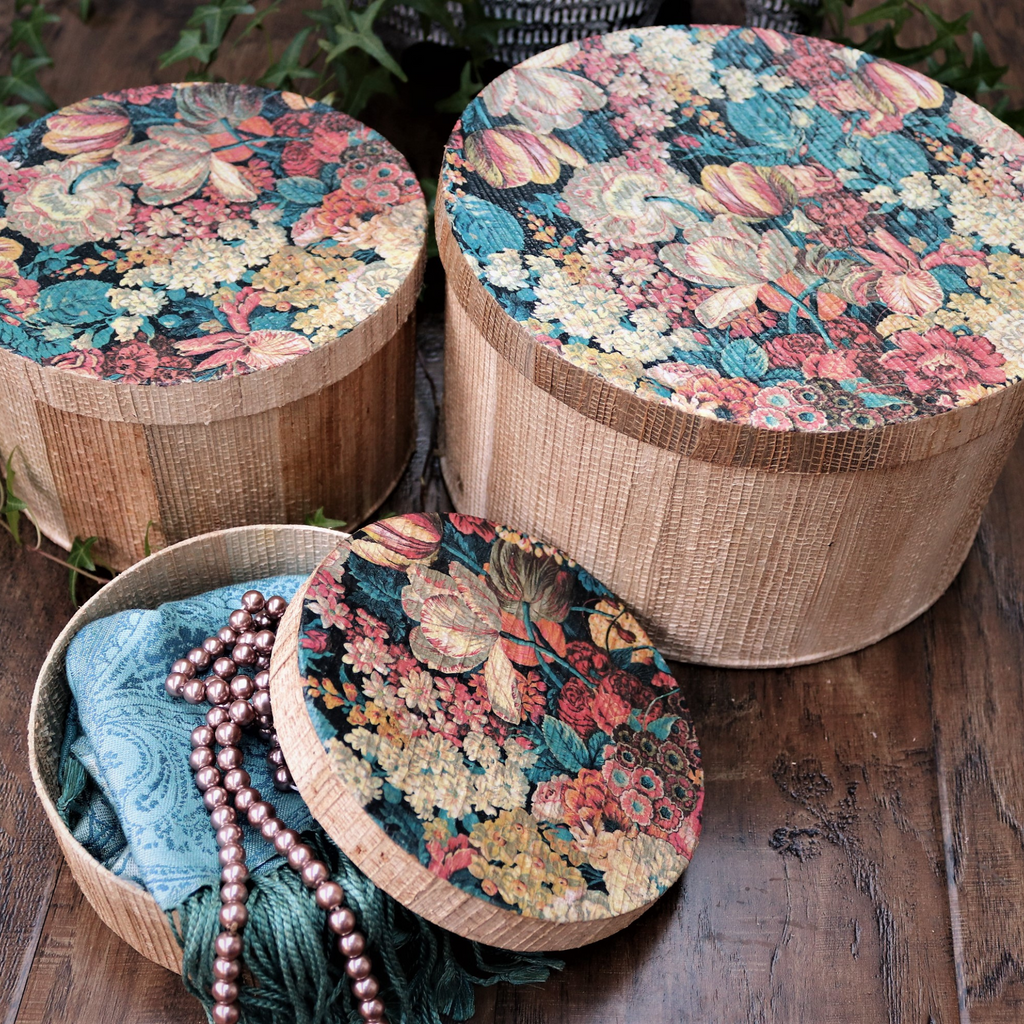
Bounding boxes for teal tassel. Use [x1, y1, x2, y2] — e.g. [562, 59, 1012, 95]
[168, 825, 563, 1024]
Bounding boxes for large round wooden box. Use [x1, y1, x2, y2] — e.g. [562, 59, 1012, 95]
[437, 24, 1024, 668]
[28, 525, 342, 972]
[0, 85, 426, 571]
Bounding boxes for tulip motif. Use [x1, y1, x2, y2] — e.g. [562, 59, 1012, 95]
[463, 127, 585, 190]
[482, 66, 607, 134]
[351, 513, 443, 569]
[698, 162, 796, 221]
[861, 61, 945, 116]
[42, 98, 132, 162]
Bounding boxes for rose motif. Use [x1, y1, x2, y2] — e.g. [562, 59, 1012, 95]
[881, 327, 1005, 395]
[5, 160, 132, 245]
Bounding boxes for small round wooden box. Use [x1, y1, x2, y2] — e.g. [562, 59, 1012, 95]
[29, 517, 703, 967]
[437, 25, 1024, 668]
[0, 85, 426, 571]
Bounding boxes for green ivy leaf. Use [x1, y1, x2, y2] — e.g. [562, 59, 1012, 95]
[1, 449, 28, 546]
[67, 536, 100, 606]
[305, 507, 347, 530]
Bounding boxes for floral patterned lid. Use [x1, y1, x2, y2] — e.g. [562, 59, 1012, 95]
[440, 25, 1024, 432]
[0, 84, 425, 384]
[295, 512, 702, 924]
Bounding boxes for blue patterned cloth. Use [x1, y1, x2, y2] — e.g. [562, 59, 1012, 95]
[61, 576, 313, 911]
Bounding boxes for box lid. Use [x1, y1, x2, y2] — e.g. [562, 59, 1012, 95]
[439, 25, 1024, 433]
[0, 84, 425, 384]
[270, 512, 703, 951]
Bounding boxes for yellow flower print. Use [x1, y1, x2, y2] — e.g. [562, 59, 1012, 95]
[305, 675, 344, 709]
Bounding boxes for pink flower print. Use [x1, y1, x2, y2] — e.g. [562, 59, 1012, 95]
[881, 327, 1006, 396]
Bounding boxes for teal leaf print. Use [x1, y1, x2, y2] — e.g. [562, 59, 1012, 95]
[542, 714, 588, 773]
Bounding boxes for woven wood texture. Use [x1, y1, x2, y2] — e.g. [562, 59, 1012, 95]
[27, 525, 343, 973]
[440, 272, 1024, 666]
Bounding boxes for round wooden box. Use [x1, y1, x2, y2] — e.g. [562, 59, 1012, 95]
[0, 84, 426, 571]
[437, 25, 1024, 668]
[28, 525, 343, 972]
[270, 512, 703, 951]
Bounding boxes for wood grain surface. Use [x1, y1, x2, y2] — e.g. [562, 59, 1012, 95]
[3, 2, 1024, 1022]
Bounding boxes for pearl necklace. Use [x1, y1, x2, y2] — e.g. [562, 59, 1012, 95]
[164, 589, 387, 1024]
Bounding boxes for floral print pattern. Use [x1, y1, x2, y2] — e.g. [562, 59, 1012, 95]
[297, 513, 702, 922]
[440, 26, 1024, 430]
[0, 84, 425, 383]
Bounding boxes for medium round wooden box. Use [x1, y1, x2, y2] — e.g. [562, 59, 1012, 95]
[0, 84, 426, 571]
[437, 24, 1024, 668]
[28, 525, 342, 972]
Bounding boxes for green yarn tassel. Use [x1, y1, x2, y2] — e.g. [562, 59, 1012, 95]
[169, 827, 562, 1024]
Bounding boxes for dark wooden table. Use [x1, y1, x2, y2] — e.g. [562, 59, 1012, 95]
[4, 299, 1024, 1024]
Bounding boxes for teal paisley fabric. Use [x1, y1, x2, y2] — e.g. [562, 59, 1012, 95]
[61, 575, 311, 910]
[440, 25, 1024, 431]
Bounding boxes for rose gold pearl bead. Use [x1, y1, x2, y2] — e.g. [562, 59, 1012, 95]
[221, 882, 248, 904]
[187, 648, 212, 670]
[236, 630, 258, 648]
[266, 595, 287, 619]
[220, 902, 248, 930]
[217, 627, 237, 646]
[217, 746, 244, 771]
[253, 611, 272, 629]
[216, 824, 243, 847]
[223, 768, 250, 793]
[214, 932, 243, 960]
[212, 657, 236, 680]
[301, 860, 329, 888]
[287, 844, 313, 870]
[256, 655, 270, 670]
[209, 806, 236, 829]
[273, 767, 293, 792]
[207, 706, 230, 728]
[232, 643, 256, 667]
[165, 672, 188, 697]
[252, 691, 272, 717]
[215, 722, 242, 747]
[210, 979, 239, 1003]
[328, 908, 356, 935]
[258, 727, 274, 742]
[206, 679, 231, 706]
[195, 766, 220, 792]
[192, 725, 215, 748]
[212, 1002, 240, 1024]
[246, 801, 274, 826]
[218, 843, 245, 867]
[316, 881, 344, 910]
[234, 786, 258, 811]
[352, 975, 379, 1001]
[254, 630, 275, 655]
[228, 609, 253, 633]
[359, 998, 385, 1021]
[229, 675, 255, 700]
[254, 671, 270, 691]
[171, 659, 195, 679]
[242, 590, 265, 612]
[182, 679, 206, 705]
[229, 700, 255, 727]
[202, 637, 225, 657]
[213, 957, 240, 981]
[346, 955, 372, 980]
[189, 747, 214, 772]
[265, 747, 285, 767]
[203, 786, 228, 811]
[222, 862, 249, 885]
[273, 828, 300, 854]
[260, 817, 284, 840]
[339, 931, 365, 957]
